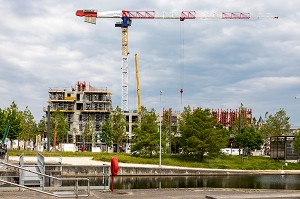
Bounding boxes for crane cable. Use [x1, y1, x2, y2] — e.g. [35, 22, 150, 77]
[179, 21, 185, 104]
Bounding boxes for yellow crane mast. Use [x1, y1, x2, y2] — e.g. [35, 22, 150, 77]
[135, 53, 141, 113]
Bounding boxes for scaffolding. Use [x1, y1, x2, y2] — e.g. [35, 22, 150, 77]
[211, 108, 252, 127]
[44, 81, 113, 150]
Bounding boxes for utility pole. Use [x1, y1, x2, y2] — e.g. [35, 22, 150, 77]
[159, 90, 163, 168]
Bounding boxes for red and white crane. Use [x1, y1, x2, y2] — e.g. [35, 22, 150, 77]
[76, 10, 278, 112]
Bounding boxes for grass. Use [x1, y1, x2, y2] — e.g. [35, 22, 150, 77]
[8, 150, 300, 170]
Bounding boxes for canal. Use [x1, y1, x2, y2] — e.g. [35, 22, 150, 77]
[74, 175, 300, 190]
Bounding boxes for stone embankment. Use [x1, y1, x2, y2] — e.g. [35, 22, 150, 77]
[4, 156, 300, 177]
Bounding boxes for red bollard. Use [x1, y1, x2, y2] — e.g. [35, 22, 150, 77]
[111, 157, 118, 192]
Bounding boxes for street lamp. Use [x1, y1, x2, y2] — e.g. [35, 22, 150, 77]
[47, 105, 51, 152]
[159, 90, 163, 168]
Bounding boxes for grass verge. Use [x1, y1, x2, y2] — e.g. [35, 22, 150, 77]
[8, 150, 300, 170]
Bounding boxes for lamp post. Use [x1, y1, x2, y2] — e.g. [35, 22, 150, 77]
[159, 90, 163, 168]
[47, 105, 51, 152]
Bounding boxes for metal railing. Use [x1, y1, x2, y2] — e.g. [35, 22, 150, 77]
[0, 161, 90, 198]
[19, 153, 45, 188]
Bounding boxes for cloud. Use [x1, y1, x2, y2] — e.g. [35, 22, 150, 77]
[1, 0, 300, 126]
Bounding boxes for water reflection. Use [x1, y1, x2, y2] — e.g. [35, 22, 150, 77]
[106, 175, 300, 190]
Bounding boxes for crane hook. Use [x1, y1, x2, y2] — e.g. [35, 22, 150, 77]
[180, 89, 183, 104]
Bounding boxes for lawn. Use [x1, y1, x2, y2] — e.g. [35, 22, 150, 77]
[8, 150, 300, 170]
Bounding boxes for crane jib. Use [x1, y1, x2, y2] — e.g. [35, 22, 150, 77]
[76, 9, 278, 112]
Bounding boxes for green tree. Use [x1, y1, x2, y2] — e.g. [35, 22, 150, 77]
[50, 110, 69, 150]
[162, 109, 179, 154]
[0, 108, 6, 139]
[179, 107, 229, 161]
[293, 131, 300, 155]
[110, 106, 127, 152]
[19, 107, 38, 145]
[162, 110, 171, 153]
[5, 102, 22, 140]
[100, 119, 113, 152]
[131, 107, 162, 157]
[37, 115, 47, 135]
[230, 105, 251, 136]
[83, 114, 94, 148]
[260, 108, 291, 137]
[235, 126, 263, 152]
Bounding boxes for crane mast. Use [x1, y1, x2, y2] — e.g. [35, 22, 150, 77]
[135, 53, 141, 113]
[115, 16, 131, 112]
[76, 10, 278, 112]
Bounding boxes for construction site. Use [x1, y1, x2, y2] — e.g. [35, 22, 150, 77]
[41, 10, 264, 152]
[211, 108, 253, 127]
[46, 81, 113, 151]
[45, 81, 140, 152]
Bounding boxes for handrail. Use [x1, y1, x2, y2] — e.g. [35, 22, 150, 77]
[0, 179, 59, 197]
[0, 161, 90, 198]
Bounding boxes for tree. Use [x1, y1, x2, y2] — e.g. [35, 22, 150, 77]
[83, 114, 94, 149]
[293, 131, 300, 155]
[260, 108, 291, 137]
[179, 107, 229, 161]
[161, 110, 171, 153]
[0, 108, 6, 139]
[37, 115, 47, 135]
[50, 110, 69, 150]
[19, 107, 38, 145]
[131, 107, 162, 157]
[5, 102, 22, 140]
[235, 126, 263, 152]
[230, 105, 251, 136]
[100, 119, 113, 152]
[162, 109, 180, 154]
[110, 106, 127, 152]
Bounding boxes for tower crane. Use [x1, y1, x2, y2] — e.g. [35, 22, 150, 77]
[76, 10, 278, 112]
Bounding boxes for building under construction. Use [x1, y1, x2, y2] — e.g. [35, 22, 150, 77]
[211, 108, 252, 127]
[45, 81, 113, 150]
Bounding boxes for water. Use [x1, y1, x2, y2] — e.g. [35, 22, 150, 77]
[4, 173, 300, 190]
[84, 175, 300, 190]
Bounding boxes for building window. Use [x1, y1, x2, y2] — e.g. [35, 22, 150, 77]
[77, 103, 83, 110]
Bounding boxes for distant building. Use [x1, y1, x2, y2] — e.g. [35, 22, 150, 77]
[211, 108, 252, 127]
[257, 116, 264, 130]
[123, 112, 138, 153]
[45, 81, 112, 151]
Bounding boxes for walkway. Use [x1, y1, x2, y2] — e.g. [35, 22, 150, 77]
[0, 188, 300, 199]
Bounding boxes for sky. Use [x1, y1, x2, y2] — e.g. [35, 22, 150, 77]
[1, 0, 300, 126]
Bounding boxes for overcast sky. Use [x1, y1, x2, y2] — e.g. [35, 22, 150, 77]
[1, 0, 300, 126]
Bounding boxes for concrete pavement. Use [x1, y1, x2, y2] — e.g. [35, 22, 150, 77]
[0, 188, 300, 199]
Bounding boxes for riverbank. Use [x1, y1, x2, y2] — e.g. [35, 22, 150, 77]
[2, 157, 300, 198]
[7, 156, 300, 176]
[8, 150, 300, 170]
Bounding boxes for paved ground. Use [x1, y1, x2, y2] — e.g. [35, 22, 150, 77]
[8, 156, 184, 168]
[0, 188, 300, 199]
